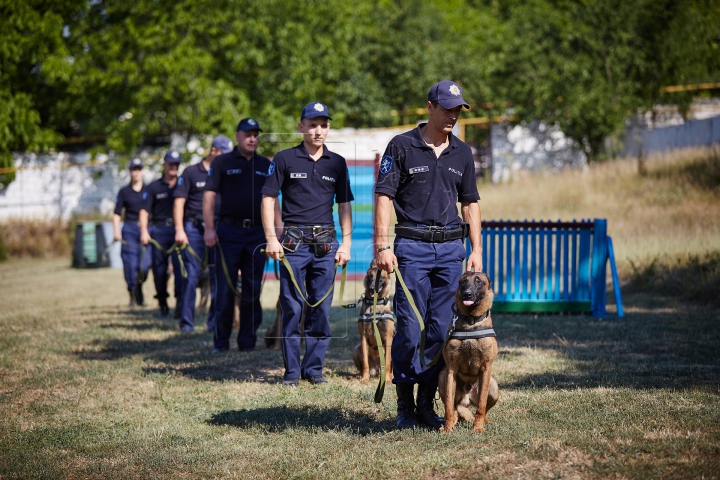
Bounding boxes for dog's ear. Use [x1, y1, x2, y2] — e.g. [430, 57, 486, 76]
[370, 257, 378, 268]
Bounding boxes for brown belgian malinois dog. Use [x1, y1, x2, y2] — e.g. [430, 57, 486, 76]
[353, 258, 394, 382]
[438, 271, 499, 433]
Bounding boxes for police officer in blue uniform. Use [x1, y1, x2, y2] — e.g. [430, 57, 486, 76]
[262, 102, 353, 386]
[204, 118, 276, 352]
[113, 158, 151, 307]
[173, 136, 233, 332]
[139, 149, 182, 317]
[374, 80, 483, 429]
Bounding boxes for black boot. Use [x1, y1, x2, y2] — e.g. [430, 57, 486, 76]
[128, 290, 137, 308]
[415, 382, 444, 430]
[395, 384, 419, 430]
[158, 298, 169, 317]
[134, 287, 144, 306]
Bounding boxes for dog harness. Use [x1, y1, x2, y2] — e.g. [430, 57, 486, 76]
[358, 296, 394, 322]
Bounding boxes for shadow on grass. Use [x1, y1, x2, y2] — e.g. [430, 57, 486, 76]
[75, 306, 359, 383]
[495, 294, 720, 391]
[208, 405, 393, 435]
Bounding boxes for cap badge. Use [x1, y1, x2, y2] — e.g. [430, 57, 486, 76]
[314, 103, 325, 112]
[449, 84, 460, 96]
[171, 151, 179, 158]
[227, 140, 232, 148]
[248, 119, 256, 126]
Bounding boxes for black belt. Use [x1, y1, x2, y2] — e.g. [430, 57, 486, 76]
[395, 223, 466, 243]
[221, 217, 259, 228]
[191, 215, 204, 227]
[151, 218, 174, 227]
[284, 223, 334, 236]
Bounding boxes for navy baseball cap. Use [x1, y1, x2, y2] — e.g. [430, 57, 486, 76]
[236, 118, 262, 132]
[211, 135, 234, 154]
[300, 102, 332, 120]
[163, 149, 181, 163]
[129, 158, 143, 169]
[428, 80, 470, 110]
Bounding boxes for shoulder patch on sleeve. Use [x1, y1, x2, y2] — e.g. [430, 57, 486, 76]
[178, 176, 184, 186]
[142, 192, 148, 201]
[379, 155, 393, 175]
[268, 162, 275, 176]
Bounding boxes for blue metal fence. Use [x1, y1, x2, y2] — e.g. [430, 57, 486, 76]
[473, 219, 623, 317]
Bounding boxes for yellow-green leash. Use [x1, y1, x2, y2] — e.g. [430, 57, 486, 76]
[392, 265, 446, 368]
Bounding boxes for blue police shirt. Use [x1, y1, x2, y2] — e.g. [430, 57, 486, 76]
[174, 162, 209, 219]
[114, 184, 147, 222]
[141, 178, 175, 222]
[261, 142, 354, 225]
[374, 124, 480, 227]
[205, 149, 272, 222]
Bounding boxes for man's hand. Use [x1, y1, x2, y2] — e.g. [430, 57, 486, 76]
[204, 226, 217, 248]
[376, 248, 396, 273]
[335, 245, 351, 266]
[114, 230, 122, 242]
[467, 250, 483, 272]
[140, 230, 150, 246]
[265, 238, 283, 261]
[175, 229, 189, 245]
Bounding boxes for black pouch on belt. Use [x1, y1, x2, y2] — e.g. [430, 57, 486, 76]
[280, 227, 303, 253]
[312, 229, 335, 257]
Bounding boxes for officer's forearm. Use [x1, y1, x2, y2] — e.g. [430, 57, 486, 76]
[338, 202, 352, 248]
[462, 201, 482, 254]
[202, 191, 216, 231]
[173, 198, 186, 233]
[139, 210, 149, 234]
[374, 194, 393, 249]
[261, 195, 279, 243]
[112, 214, 122, 237]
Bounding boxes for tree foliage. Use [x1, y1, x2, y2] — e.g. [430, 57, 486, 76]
[1, 0, 719, 179]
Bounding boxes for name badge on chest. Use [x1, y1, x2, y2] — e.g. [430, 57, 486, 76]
[195, 181, 206, 188]
[156, 192, 168, 199]
[227, 169, 242, 175]
[409, 166, 429, 174]
[290, 172, 308, 179]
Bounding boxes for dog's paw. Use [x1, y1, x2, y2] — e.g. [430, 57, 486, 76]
[472, 425, 486, 433]
[360, 375, 371, 383]
[441, 425, 454, 434]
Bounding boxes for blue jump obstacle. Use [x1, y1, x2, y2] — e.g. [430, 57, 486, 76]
[472, 219, 623, 317]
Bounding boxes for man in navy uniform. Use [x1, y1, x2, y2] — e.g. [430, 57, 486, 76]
[374, 80, 482, 429]
[262, 102, 353, 386]
[204, 118, 278, 352]
[173, 136, 233, 332]
[139, 149, 182, 317]
[113, 158, 151, 307]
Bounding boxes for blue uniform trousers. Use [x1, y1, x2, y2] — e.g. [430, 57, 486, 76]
[392, 238, 466, 387]
[213, 223, 267, 350]
[179, 220, 209, 332]
[120, 222, 151, 292]
[149, 224, 182, 303]
[279, 240, 338, 380]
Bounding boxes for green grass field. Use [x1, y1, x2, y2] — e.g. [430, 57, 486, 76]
[1, 148, 720, 478]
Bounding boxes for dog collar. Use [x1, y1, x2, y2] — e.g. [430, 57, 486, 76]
[451, 303, 491, 323]
[362, 295, 389, 306]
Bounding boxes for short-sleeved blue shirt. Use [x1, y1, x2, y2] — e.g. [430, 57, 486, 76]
[374, 124, 479, 227]
[114, 184, 147, 222]
[141, 178, 175, 222]
[174, 162, 209, 219]
[205, 148, 272, 222]
[261, 142, 354, 225]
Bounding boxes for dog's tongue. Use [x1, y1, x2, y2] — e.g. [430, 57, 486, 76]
[463, 300, 474, 306]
